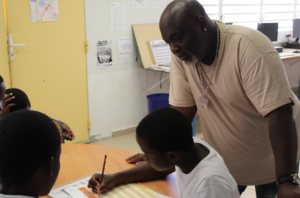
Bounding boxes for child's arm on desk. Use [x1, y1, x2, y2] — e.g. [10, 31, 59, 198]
[88, 162, 175, 194]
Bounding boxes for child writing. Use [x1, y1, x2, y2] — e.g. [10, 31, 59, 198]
[88, 107, 240, 198]
[0, 110, 61, 198]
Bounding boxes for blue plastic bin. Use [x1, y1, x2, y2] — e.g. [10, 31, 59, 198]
[147, 94, 170, 113]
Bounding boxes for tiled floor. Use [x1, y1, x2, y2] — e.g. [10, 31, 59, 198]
[91, 130, 256, 198]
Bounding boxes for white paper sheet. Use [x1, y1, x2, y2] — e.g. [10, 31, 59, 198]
[97, 40, 113, 68]
[111, 3, 126, 31]
[152, 0, 166, 9]
[49, 175, 172, 198]
[118, 37, 133, 64]
[64, 185, 87, 198]
[149, 40, 171, 65]
[29, 0, 59, 22]
[133, 0, 147, 9]
[49, 177, 90, 198]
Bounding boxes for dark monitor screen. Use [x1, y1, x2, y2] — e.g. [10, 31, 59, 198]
[257, 23, 278, 42]
[293, 19, 300, 38]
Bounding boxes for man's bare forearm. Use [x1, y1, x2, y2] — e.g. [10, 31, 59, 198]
[113, 162, 175, 185]
[171, 105, 197, 123]
[268, 102, 298, 179]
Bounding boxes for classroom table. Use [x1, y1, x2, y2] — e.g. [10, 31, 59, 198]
[51, 144, 179, 198]
[280, 48, 300, 95]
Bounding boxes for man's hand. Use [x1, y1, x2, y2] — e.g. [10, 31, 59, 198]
[125, 153, 146, 164]
[88, 173, 116, 194]
[60, 121, 75, 141]
[0, 93, 16, 119]
[278, 183, 300, 198]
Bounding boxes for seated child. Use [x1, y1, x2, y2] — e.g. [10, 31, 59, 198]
[0, 110, 61, 198]
[0, 76, 15, 116]
[88, 107, 240, 198]
[3, 88, 75, 141]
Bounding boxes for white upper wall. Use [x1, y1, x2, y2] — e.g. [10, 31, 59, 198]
[85, 0, 172, 138]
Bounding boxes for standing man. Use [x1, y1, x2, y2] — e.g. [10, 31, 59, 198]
[127, 0, 300, 197]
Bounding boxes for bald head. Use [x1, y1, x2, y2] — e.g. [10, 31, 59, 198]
[159, 0, 215, 65]
[160, 0, 207, 29]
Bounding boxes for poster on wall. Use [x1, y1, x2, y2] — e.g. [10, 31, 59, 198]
[29, 0, 59, 22]
[152, 0, 166, 9]
[118, 37, 132, 64]
[111, 3, 126, 31]
[97, 40, 113, 68]
[132, 0, 147, 9]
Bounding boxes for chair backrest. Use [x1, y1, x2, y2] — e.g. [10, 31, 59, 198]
[51, 118, 65, 143]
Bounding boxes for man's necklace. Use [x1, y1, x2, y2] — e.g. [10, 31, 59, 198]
[197, 22, 220, 109]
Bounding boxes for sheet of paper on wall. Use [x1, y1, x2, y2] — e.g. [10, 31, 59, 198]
[118, 37, 133, 64]
[152, 0, 166, 9]
[133, 0, 147, 9]
[97, 40, 113, 68]
[111, 3, 126, 31]
[29, 0, 59, 22]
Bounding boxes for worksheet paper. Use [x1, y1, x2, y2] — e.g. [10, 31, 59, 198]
[118, 37, 133, 64]
[97, 40, 113, 68]
[49, 175, 171, 198]
[152, 0, 166, 9]
[149, 40, 171, 65]
[111, 3, 126, 31]
[132, 0, 147, 9]
[29, 0, 59, 22]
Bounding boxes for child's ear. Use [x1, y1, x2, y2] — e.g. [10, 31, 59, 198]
[43, 156, 55, 178]
[167, 151, 179, 164]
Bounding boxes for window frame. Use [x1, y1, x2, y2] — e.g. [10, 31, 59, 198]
[200, 0, 299, 34]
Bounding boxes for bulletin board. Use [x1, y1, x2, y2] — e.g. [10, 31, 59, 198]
[132, 23, 163, 68]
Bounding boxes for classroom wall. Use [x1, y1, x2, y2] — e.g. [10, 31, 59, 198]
[0, 1, 10, 87]
[85, 0, 172, 139]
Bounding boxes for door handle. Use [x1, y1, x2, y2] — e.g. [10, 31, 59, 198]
[9, 35, 25, 61]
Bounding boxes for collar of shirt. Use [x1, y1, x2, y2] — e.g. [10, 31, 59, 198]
[0, 194, 34, 198]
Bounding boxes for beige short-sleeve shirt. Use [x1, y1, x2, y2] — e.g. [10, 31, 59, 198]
[169, 20, 300, 185]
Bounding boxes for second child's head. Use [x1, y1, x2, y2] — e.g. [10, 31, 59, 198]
[0, 110, 61, 196]
[136, 107, 194, 171]
[5, 88, 31, 112]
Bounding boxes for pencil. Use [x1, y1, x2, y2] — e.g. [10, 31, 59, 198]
[98, 155, 107, 197]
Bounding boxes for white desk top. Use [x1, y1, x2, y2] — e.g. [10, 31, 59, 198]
[281, 48, 300, 61]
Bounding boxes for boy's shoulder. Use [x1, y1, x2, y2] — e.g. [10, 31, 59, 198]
[176, 138, 239, 197]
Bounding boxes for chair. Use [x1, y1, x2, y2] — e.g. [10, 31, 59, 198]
[51, 118, 65, 143]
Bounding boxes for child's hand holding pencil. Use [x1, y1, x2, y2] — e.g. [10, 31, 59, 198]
[87, 173, 116, 194]
[88, 155, 115, 195]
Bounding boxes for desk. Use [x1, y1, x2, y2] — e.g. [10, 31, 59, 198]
[53, 144, 179, 198]
[281, 48, 300, 92]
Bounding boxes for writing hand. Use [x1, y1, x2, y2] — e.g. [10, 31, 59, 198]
[88, 173, 116, 194]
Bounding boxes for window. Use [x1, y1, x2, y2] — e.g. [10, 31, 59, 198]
[198, 0, 300, 36]
[262, 0, 295, 33]
[199, 0, 220, 20]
